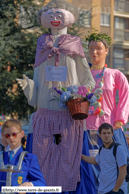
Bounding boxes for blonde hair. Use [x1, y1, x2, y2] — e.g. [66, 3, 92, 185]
[2, 119, 22, 133]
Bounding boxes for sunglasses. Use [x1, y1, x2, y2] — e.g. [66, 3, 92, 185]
[4, 132, 21, 139]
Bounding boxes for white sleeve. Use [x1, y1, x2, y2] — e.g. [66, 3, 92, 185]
[74, 55, 96, 89]
[23, 68, 39, 107]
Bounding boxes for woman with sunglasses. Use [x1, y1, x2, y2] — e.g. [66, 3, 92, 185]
[0, 119, 46, 193]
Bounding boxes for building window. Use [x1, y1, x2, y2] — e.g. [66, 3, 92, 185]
[113, 48, 124, 70]
[78, 10, 91, 27]
[101, 13, 110, 26]
[113, 48, 129, 71]
[115, 17, 125, 29]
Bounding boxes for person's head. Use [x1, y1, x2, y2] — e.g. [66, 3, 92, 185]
[86, 32, 111, 65]
[98, 123, 113, 145]
[38, 0, 79, 29]
[2, 119, 24, 150]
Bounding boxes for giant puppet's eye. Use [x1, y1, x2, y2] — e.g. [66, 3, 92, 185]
[50, 15, 54, 18]
[58, 15, 62, 18]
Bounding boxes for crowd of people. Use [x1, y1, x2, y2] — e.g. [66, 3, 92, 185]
[0, 0, 129, 194]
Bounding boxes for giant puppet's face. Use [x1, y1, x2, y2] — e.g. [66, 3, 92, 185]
[89, 41, 108, 64]
[40, 8, 76, 29]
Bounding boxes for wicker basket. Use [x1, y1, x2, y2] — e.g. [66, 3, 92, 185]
[66, 98, 89, 120]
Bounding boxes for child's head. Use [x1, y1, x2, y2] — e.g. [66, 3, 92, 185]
[2, 119, 24, 150]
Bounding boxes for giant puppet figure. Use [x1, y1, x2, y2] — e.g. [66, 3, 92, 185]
[84, 32, 129, 191]
[17, 0, 97, 193]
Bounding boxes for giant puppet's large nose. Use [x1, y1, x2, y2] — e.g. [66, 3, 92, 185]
[53, 16, 58, 20]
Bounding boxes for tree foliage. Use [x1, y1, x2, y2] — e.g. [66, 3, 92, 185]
[0, 0, 48, 120]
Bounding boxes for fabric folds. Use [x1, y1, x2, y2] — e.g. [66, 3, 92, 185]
[32, 108, 84, 192]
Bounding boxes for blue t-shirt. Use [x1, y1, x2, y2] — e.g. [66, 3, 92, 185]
[95, 144, 127, 194]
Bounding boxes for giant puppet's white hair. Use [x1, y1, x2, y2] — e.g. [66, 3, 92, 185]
[37, 0, 79, 25]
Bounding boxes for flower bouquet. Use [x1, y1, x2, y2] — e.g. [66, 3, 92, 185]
[52, 85, 105, 120]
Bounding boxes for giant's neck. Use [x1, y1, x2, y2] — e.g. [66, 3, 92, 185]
[90, 60, 106, 70]
[51, 27, 67, 36]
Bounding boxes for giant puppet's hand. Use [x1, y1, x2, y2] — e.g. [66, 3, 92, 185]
[113, 121, 123, 129]
[16, 74, 29, 90]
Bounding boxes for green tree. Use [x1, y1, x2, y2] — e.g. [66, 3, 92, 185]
[0, 0, 48, 120]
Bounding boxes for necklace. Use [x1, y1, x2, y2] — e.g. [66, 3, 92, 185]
[96, 64, 107, 79]
[95, 64, 107, 116]
[88, 64, 107, 116]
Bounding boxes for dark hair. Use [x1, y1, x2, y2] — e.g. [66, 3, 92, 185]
[98, 123, 113, 134]
[88, 39, 109, 49]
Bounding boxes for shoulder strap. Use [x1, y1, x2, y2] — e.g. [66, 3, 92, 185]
[113, 143, 120, 159]
[17, 151, 28, 170]
[99, 145, 103, 155]
[99, 143, 120, 157]
[113, 143, 121, 177]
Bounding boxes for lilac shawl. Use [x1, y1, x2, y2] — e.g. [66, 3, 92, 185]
[34, 33, 86, 68]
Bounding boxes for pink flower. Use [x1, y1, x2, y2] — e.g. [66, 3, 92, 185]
[77, 86, 88, 97]
[82, 86, 87, 91]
